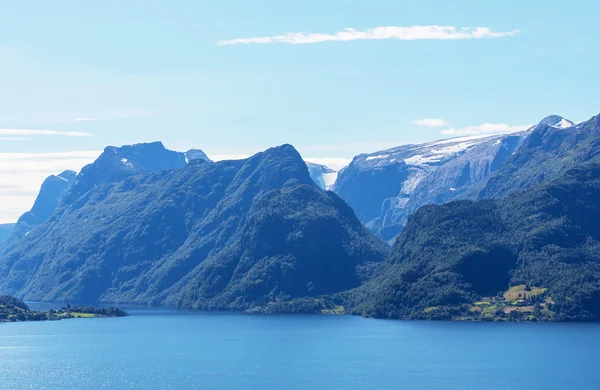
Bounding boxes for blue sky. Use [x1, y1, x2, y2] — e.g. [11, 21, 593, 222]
[1, 0, 599, 221]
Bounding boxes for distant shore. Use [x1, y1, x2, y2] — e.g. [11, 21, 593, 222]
[0, 296, 128, 323]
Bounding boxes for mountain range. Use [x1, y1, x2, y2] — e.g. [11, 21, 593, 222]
[1, 112, 599, 321]
[0, 144, 387, 309]
[332, 115, 577, 241]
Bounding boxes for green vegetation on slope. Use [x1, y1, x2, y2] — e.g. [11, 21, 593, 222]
[0, 145, 388, 311]
[342, 163, 600, 322]
[478, 113, 600, 200]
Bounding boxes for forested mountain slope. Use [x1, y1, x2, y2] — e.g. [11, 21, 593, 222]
[0, 144, 388, 311]
[343, 163, 600, 321]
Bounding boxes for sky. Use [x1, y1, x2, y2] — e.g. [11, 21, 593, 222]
[1, 0, 599, 222]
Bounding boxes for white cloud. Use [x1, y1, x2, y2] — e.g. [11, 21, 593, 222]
[209, 153, 252, 161]
[0, 129, 95, 137]
[218, 26, 520, 46]
[0, 150, 101, 223]
[74, 117, 99, 122]
[207, 151, 351, 172]
[298, 141, 399, 154]
[440, 123, 533, 136]
[413, 118, 449, 128]
[0, 137, 33, 141]
[303, 157, 351, 171]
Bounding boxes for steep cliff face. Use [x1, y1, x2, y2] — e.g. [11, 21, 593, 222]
[1, 170, 76, 252]
[62, 141, 188, 204]
[333, 132, 527, 240]
[1, 142, 193, 254]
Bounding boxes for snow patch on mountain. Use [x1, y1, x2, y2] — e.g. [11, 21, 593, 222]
[306, 162, 338, 191]
[366, 154, 390, 161]
[121, 158, 134, 168]
[400, 168, 428, 194]
[536, 115, 575, 130]
[322, 172, 338, 190]
[553, 118, 574, 129]
[332, 131, 529, 241]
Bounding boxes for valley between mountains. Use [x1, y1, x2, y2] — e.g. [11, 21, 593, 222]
[1, 113, 599, 322]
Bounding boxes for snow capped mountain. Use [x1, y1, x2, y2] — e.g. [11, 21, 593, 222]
[478, 113, 599, 200]
[358, 133, 510, 169]
[333, 130, 532, 241]
[333, 115, 580, 241]
[535, 115, 575, 130]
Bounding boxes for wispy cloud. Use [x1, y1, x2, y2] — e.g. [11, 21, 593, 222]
[0, 150, 101, 223]
[74, 117, 99, 122]
[440, 123, 532, 136]
[413, 118, 449, 128]
[218, 26, 520, 46]
[0, 129, 95, 137]
[0, 137, 33, 141]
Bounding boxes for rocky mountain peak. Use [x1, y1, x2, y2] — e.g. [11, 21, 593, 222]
[536, 115, 574, 129]
[185, 149, 212, 163]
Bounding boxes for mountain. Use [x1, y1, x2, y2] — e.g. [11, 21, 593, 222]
[476, 114, 599, 199]
[0, 143, 388, 310]
[0, 295, 29, 311]
[306, 162, 337, 190]
[1, 170, 77, 250]
[536, 114, 575, 129]
[0, 224, 15, 243]
[1, 142, 194, 254]
[333, 132, 528, 241]
[64, 142, 188, 203]
[343, 163, 600, 321]
[185, 149, 212, 163]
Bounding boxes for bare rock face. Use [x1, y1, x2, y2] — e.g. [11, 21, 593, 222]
[333, 132, 528, 241]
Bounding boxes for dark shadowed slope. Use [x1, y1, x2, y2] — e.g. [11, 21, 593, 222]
[343, 163, 600, 321]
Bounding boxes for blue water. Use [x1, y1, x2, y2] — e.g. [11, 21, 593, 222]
[1, 308, 599, 389]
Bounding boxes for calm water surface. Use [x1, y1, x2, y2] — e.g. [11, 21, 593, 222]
[1, 306, 599, 389]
